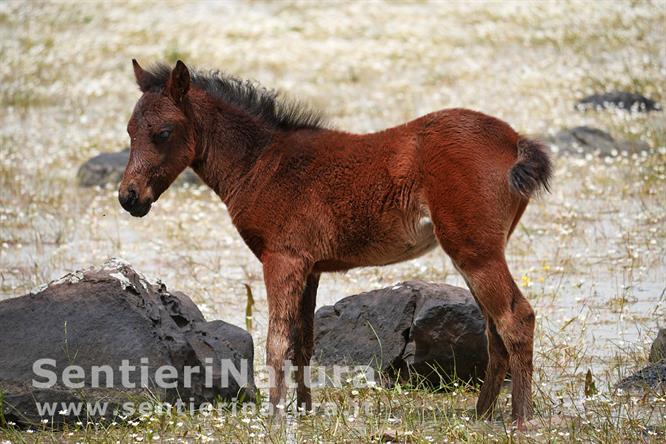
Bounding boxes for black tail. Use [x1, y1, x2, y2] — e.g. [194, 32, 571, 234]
[508, 138, 553, 197]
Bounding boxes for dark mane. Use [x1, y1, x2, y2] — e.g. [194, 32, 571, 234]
[140, 63, 326, 131]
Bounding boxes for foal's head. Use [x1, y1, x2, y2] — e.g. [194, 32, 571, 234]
[119, 60, 195, 217]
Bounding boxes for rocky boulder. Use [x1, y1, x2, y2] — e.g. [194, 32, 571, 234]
[576, 91, 660, 112]
[547, 126, 650, 158]
[77, 148, 201, 187]
[617, 329, 666, 391]
[313, 281, 488, 386]
[0, 259, 255, 426]
[649, 328, 666, 364]
[617, 362, 666, 391]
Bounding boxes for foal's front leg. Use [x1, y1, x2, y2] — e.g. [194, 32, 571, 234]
[295, 273, 320, 410]
[263, 254, 310, 410]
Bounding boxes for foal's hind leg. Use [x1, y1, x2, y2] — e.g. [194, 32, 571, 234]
[464, 285, 510, 417]
[470, 264, 534, 425]
[473, 198, 529, 418]
[431, 216, 534, 425]
[476, 316, 510, 417]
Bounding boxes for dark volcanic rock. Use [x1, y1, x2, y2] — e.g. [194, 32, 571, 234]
[548, 126, 650, 157]
[616, 329, 666, 391]
[313, 284, 418, 372]
[313, 281, 488, 386]
[576, 91, 660, 112]
[76, 148, 201, 187]
[183, 321, 256, 402]
[649, 329, 666, 364]
[404, 283, 488, 384]
[617, 362, 666, 391]
[0, 259, 255, 426]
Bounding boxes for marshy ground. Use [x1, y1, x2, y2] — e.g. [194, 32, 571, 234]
[1, 1, 665, 442]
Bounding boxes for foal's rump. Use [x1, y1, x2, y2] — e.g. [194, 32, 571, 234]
[418, 108, 551, 197]
[417, 108, 552, 243]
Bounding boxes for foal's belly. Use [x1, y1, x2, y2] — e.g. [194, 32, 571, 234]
[374, 216, 438, 266]
[314, 212, 438, 273]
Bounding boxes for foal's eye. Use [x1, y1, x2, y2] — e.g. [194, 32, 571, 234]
[155, 129, 172, 143]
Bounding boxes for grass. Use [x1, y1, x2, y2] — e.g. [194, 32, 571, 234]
[0, 378, 664, 442]
[1, 0, 665, 442]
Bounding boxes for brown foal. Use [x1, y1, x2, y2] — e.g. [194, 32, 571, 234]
[119, 60, 552, 427]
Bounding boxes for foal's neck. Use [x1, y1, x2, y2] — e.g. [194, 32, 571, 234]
[189, 95, 274, 204]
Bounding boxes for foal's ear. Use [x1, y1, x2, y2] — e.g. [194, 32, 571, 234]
[132, 59, 155, 93]
[167, 60, 190, 105]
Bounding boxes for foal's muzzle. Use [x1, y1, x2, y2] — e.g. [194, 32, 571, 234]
[118, 185, 153, 217]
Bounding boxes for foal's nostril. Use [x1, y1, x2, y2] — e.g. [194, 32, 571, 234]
[127, 186, 138, 205]
[119, 185, 139, 211]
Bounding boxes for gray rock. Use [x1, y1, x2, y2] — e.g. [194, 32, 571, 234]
[76, 148, 201, 188]
[313, 281, 488, 386]
[649, 328, 666, 364]
[183, 321, 256, 403]
[313, 284, 418, 373]
[0, 259, 255, 427]
[404, 283, 488, 384]
[576, 91, 660, 112]
[548, 126, 650, 157]
[616, 329, 666, 391]
[617, 362, 666, 391]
